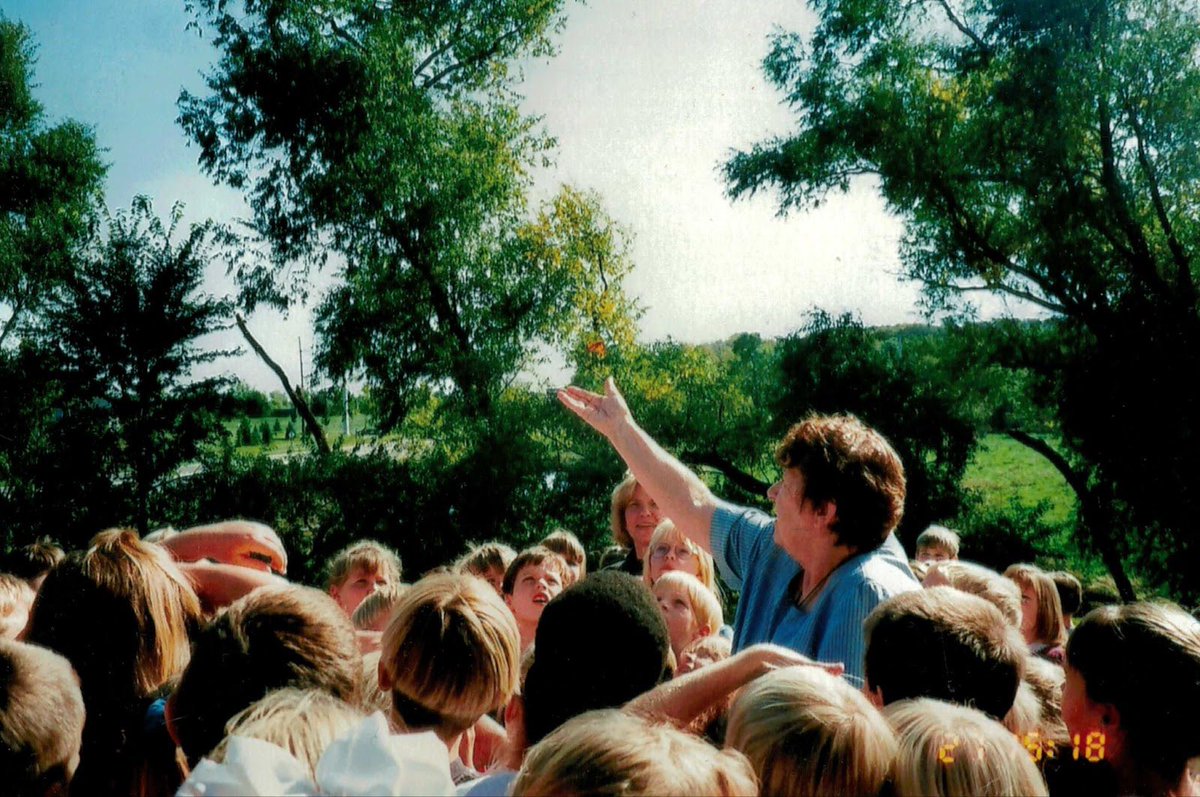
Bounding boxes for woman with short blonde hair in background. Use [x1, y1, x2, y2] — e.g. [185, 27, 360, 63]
[605, 473, 664, 576]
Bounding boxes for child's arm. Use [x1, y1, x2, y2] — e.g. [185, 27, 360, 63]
[177, 560, 287, 614]
[160, 520, 288, 575]
[624, 644, 843, 728]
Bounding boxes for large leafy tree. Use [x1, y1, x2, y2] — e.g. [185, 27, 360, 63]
[727, 0, 1200, 600]
[40, 197, 234, 534]
[0, 16, 106, 346]
[179, 0, 632, 429]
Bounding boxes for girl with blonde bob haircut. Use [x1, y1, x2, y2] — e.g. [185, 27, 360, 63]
[378, 572, 521, 746]
[642, 520, 717, 590]
[726, 665, 896, 797]
[1003, 564, 1067, 661]
[512, 708, 757, 797]
[886, 698, 1048, 797]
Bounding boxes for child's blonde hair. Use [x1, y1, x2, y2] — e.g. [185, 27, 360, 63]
[455, 541, 517, 577]
[325, 540, 402, 591]
[0, 638, 86, 794]
[652, 571, 723, 635]
[1003, 564, 1067, 646]
[26, 528, 200, 698]
[350, 583, 405, 631]
[727, 665, 896, 797]
[541, 529, 587, 582]
[512, 708, 757, 796]
[678, 635, 732, 675]
[379, 572, 520, 742]
[928, 561, 1022, 628]
[642, 521, 716, 591]
[915, 524, 961, 559]
[0, 573, 34, 639]
[886, 698, 1048, 797]
[209, 688, 365, 779]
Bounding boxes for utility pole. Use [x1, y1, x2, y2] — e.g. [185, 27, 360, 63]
[297, 337, 305, 394]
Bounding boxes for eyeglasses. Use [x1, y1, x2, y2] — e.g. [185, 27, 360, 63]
[650, 544, 697, 562]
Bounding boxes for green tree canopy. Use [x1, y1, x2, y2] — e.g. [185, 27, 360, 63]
[179, 0, 634, 429]
[727, 0, 1200, 600]
[0, 15, 106, 346]
[39, 197, 235, 533]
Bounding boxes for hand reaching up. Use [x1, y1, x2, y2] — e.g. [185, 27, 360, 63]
[557, 377, 633, 440]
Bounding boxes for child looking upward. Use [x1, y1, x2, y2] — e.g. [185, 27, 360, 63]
[652, 571, 723, 663]
[502, 547, 568, 652]
[325, 540, 403, 616]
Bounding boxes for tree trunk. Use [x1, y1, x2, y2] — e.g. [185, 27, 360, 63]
[235, 315, 332, 455]
[1005, 429, 1137, 601]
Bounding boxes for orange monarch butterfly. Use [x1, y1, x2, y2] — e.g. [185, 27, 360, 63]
[587, 340, 607, 358]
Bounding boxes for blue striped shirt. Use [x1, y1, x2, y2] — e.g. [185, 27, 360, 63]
[710, 500, 919, 686]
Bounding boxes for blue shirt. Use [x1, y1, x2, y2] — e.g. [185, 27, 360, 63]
[710, 500, 919, 686]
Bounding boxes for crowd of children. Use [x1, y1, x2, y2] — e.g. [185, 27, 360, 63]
[2, 517, 1198, 797]
[3, 398, 1200, 794]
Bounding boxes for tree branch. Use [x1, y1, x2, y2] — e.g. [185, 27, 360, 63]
[1096, 91, 1170, 298]
[235, 313, 331, 454]
[680, 448, 770, 497]
[933, 0, 990, 56]
[316, 10, 368, 55]
[1003, 429, 1136, 601]
[1123, 101, 1196, 306]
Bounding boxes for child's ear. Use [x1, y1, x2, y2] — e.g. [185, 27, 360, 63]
[377, 658, 393, 691]
[164, 692, 182, 747]
[698, 623, 712, 638]
[505, 694, 524, 730]
[864, 679, 885, 709]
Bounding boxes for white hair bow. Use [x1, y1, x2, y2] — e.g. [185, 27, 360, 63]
[177, 712, 456, 796]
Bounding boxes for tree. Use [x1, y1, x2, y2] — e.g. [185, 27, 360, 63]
[39, 197, 235, 533]
[726, 0, 1200, 600]
[0, 16, 106, 346]
[178, 0, 634, 431]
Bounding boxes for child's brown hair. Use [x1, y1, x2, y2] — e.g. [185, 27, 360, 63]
[350, 583, 405, 631]
[455, 541, 517, 577]
[169, 584, 362, 765]
[502, 547, 569, 596]
[864, 586, 1025, 719]
[541, 529, 587, 582]
[0, 638, 86, 796]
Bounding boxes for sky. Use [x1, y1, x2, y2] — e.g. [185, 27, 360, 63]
[2, 0, 1038, 392]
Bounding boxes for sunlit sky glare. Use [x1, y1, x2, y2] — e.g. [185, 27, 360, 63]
[3, 0, 1039, 392]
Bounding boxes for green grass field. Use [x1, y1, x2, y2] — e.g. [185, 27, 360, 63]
[963, 434, 1076, 527]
